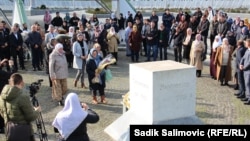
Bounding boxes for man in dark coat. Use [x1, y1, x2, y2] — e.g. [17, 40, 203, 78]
[51, 12, 63, 27]
[9, 23, 25, 71]
[234, 40, 247, 99]
[26, 25, 43, 71]
[240, 39, 250, 105]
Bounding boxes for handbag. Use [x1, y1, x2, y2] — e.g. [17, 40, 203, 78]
[6, 122, 32, 141]
[105, 69, 113, 82]
[92, 76, 100, 84]
[4, 101, 32, 141]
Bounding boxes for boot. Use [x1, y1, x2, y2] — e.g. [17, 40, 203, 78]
[92, 96, 98, 104]
[81, 83, 87, 89]
[101, 95, 107, 104]
[74, 80, 77, 87]
[58, 100, 64, 106]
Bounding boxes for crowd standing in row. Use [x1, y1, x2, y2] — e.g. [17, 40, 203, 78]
[1, 6, 250, 140]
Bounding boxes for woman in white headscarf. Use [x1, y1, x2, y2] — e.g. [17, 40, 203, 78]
[210, 35, 222, 79]
[52, 93, 99, 141]
[86, 48, 107, 104]
[190, 34, 205, 77]
[49, 43, 68, 106]
[214, 38, 233, 86]
[107, 26, 119, 65]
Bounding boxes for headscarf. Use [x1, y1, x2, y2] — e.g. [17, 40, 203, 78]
[212, 35, 222, 49]
[68, 26, 75, 37]
[54, 43, 65, 55]
[193, 34, 202, 46]
[52, 93, 88, 140]
[221, 38, 230, 52]
[109, 27, 116, 35]
[88, 48, 101, 65]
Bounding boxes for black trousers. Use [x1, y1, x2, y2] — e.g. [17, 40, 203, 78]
[219, 65, 228, 83]
[174, 46, 182, 62]
[237, 70, 245, 94]
[12, 49, 25, 70]
[31, 47, 41, 69]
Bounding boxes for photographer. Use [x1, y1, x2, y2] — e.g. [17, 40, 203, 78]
[0, 73, 41, 141]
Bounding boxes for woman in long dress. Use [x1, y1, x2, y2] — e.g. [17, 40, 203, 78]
[210, 35, 222, 79]
[189, 34, 205, 77]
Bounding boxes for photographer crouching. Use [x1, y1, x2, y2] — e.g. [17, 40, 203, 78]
[0, 73, 41, 141]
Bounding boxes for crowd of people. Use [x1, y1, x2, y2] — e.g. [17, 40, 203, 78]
[0, 5, 250, 140]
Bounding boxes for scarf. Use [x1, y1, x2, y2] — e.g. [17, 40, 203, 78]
[54, 43, 65, 55]
[52, 93, 87, 140]
[212, 35, 222, 49]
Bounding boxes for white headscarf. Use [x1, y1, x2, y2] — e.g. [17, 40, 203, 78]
[54, 43, 65, 55]
[68, 26, 75, 37]
[52, 93, 88, 140]
[109, 26, 116, 35]
[212, 35, 222, 49]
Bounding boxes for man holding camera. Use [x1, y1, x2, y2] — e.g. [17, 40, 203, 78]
[0, 73, 41, 141]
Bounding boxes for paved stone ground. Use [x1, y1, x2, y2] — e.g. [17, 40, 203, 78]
[1, 11, 250, 141]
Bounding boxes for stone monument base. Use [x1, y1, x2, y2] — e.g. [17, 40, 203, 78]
[104, 110, 203, 141]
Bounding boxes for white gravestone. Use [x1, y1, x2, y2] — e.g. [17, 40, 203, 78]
[105, 60, 202, 141]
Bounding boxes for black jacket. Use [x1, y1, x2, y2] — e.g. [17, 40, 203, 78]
[146, 27, 158, 45]
[8, 32, 23, 56]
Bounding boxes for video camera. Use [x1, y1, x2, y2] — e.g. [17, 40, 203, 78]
[29, 79, 43, 97]
[28, 79, 48, 141]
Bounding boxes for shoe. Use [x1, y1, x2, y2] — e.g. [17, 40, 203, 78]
[74, 80, 77, 87]
[37, 68, 42, 71]
[33, 68, 37, 71]
[234, 93, 241, 96]
[0, 128, 4, 133]
[101, 96, 107, 104]
[224, 82, 229, 86]
[92, 96, 98, 104]
[81, 83, 87, 89]
[237, 94, 245, 99]
[58, 101, 64, 106]
[234, 85, 239, 90]
[244, 101, 250, 105]
[241, 98, 248, 101]
[21, 67, 26, 70]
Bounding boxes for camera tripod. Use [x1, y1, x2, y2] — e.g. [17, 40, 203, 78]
[31, 96, 48, 141]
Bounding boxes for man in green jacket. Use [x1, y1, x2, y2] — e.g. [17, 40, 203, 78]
[0, 73, 41, 141]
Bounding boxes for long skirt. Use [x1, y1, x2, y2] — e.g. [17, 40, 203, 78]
[210, 51, 217, 79]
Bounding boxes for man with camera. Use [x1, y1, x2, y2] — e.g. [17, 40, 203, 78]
[0, 73, 41, 141]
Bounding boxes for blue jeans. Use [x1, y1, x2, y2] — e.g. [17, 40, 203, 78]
[125, 39, 131, 56]
[147, 44, 158, 61]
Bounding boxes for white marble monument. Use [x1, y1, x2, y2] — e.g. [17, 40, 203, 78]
[105, 60, 202, 141]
